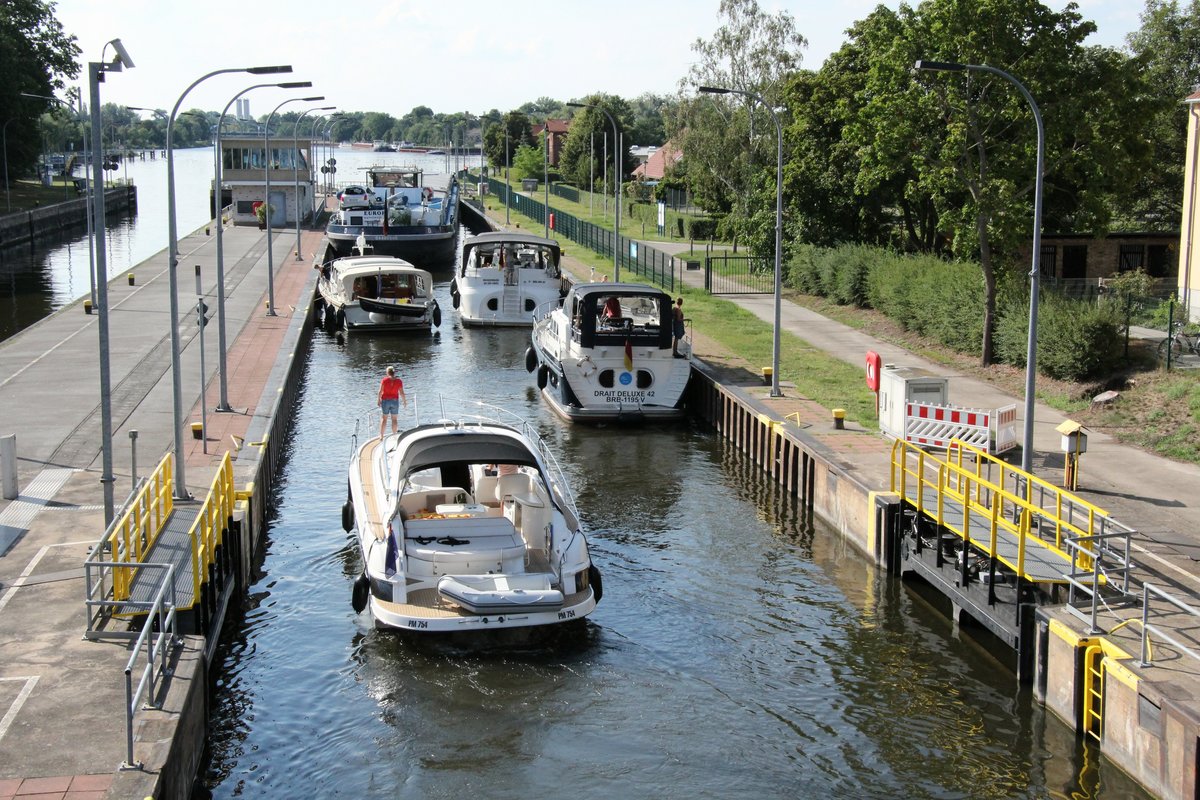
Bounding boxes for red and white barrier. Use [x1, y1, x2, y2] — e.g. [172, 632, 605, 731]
[903, 401, 1018, 454]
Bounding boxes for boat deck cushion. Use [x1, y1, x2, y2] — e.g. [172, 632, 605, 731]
[437, 573, 564, 614]
[404, 516, 524, 576]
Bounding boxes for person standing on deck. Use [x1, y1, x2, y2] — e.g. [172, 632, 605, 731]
[378, 365, 407, 438]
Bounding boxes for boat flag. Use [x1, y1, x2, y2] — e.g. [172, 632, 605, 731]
[624, 337, 633, 372]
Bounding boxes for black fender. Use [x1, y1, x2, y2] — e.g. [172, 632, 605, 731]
[342, 500, 354, 532]
[524, 347, 538, 373]
[588, 564, 603, 603]
[537, 365, 549, 390]
[452, 292, 460, 310]
[352, 573, 369, 613]
[432, 301, 442, 328]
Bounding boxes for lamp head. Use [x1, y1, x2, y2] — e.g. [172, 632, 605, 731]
[109, 38, 135, 69]
[247, 65, 292, 75]
[698, 86, 730, 95]
[566, 102, 588, 108]
[914, 59, 966, 72]
[277, 81, 313, 89]
[300, 96, 324, 102]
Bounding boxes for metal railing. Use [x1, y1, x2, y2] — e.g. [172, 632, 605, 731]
[121, 562, 181, 770]
[184, 452, 234, 609]
[890, 438, 1133, 584]
[1138, 582, 1200, 668]
[84, 453, 174, 623]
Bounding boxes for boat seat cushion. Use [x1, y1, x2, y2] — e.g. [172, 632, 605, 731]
[404, 516, 524, 576]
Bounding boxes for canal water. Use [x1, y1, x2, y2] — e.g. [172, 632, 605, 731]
[4, 149, 1148, 799]
[198, 293, 1149, 798]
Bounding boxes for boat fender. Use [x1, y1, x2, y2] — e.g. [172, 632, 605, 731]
[352, 573, 370, 613]
[524, 347, 538, 373]
[432, 301, 442, 328]
[537, 365, 549, 390]
[335, 308, 346, 330]
[588, 564, 603, 603]
[450, 278, 458, 297]
[451, 292, 460, 310]
[341, 501, 354, 532]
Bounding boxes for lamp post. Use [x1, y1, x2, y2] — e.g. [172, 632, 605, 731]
[504, 124, 510, 226]
[542, 125, 549, 238]
[699, 86, 784, 398]
[84, 38, 135, 523]
[294, 106, 335, 260]
[167, 64, 292, 498]
[213, 81, 311, 412]
[325, 115, 346, 198]
[915, 60, 1044, 475]
[309, 112, 340, 219]
[263, 95, 323, 317]
[567, 102, 621, 279]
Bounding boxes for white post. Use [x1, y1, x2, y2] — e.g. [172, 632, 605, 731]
[0, 434, 16, 500]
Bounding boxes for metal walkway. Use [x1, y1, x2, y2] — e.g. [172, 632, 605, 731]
[891, 439, 1135, 586]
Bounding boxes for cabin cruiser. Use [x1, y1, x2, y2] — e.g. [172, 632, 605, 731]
[344, 396, 601, 632]
[315, 245, 441, 332]
[526, 282, 691, 421]
[451, 232, 563, 326]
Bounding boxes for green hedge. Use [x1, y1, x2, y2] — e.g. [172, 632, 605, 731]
[786, 243, 1124, 382]
[688, 217, 719, 240]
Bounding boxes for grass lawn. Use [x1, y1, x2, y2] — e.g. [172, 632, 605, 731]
[3, 178, 86, 212]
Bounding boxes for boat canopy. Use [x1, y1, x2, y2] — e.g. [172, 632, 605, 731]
[460, 232, 561, 277]
[395, 428, 540, 477]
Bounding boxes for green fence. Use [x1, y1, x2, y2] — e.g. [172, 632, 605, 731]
[484, 176, 674, 291]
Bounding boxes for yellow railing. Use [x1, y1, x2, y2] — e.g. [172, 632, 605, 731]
[184, 451, 235, 610]
[108, 453, 175, 600]
[890, 438, 1111, 582]
[1082, 643, 1105, 741]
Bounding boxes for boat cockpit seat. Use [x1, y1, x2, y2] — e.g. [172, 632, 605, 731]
[496, 474, 539, 507]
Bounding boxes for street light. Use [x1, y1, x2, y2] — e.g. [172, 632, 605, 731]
[307, 111, 338, 221]
[212, 81, 311, 412]
[567, 102, 621, 279]
[914, 59, 1044, 475]
[294, 106, 334, 260]
[263, 95, 323, 315]
[83, 38, 135, 523]
[698, 85, 784, 398]
[504, 123, 510, 226]
[166, 64, 292, 499]
[321, 115, 346, 199]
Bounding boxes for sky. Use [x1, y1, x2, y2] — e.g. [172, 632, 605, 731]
[51, 0, 1144, 120]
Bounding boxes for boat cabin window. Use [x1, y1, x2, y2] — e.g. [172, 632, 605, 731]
[574, 291, 672, 349]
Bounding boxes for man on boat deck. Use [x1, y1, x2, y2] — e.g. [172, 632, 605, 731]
[377, 365, 408, 438]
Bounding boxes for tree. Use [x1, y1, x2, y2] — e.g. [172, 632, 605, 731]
[666, 0, 806, 257]
[627, 93, 671, 147]
[483, 110, 534, 168]
[557, 94, 632, 190]
[783, 0, 1149, 365]
[1122, 0, 1200, 229]
[511, 141, 544, 182]
[0, 0, 80, 180]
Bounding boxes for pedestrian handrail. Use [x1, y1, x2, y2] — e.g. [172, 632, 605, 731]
[890, 438, 1131, 583]
[121, 561, 181, 770]
[1138, 582, 1200, 668]
[185, 452, 234, 608]
[1061, 529, 1136, 634]
[90, 453, 174, 607]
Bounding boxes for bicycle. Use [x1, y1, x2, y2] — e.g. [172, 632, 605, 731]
[1158, 321, 1200, 359]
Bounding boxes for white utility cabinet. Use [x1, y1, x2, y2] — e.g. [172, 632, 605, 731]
[878, 364, 949, 439]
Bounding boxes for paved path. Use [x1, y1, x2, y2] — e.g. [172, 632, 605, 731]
[0, 217, 324, 793]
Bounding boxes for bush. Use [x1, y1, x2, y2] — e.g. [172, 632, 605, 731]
[996, 288, 1124, 381]
[688, 217, 718, 240]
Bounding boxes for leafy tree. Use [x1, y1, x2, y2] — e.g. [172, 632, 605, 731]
[627, 93, 671, 147]
[360, 111, 395, 141]
[784, 0, 1149, 365]
[558, 94, 632, 189]
[666, 0, 806, 257]
[483, 110, 534, 168]
[0, 0, 80, 179]
[1122, 0, 1200, 229]
[511, 141, 544, 182]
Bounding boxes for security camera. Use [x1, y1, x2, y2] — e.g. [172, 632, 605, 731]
[109, 38, 135, 70]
